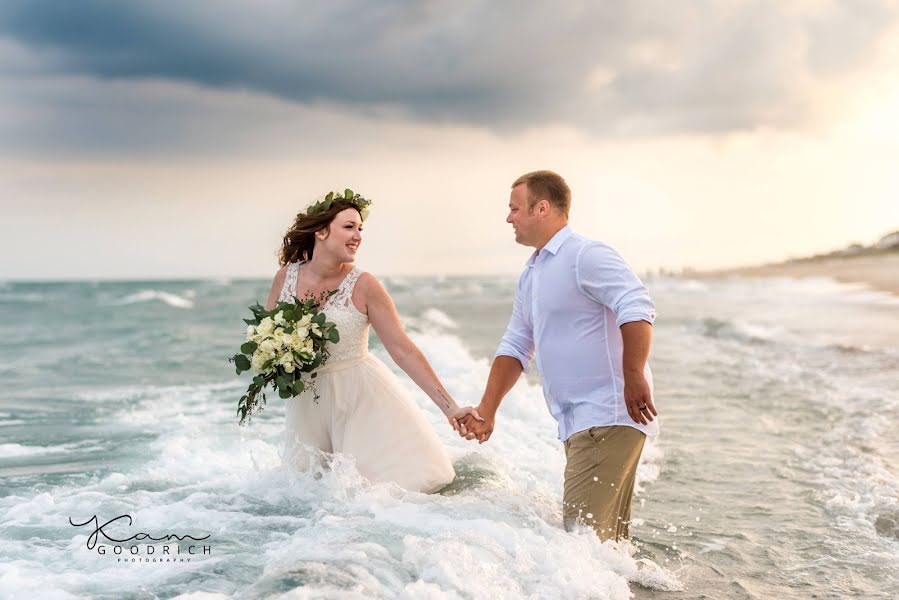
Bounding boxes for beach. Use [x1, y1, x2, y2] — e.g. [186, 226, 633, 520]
[691, 252, 899, 295]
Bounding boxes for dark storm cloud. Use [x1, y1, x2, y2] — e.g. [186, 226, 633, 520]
[0, 0, 896, 143]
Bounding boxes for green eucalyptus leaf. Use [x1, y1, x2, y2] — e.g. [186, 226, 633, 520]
[234, 355, 251, 371]
[240, 341, 258, 354]
[328, 329, 340, 343]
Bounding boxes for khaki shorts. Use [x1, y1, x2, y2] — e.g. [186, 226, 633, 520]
[563, 425, 646, 542]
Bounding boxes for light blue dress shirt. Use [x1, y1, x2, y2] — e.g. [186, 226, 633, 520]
[495, 225, 659, 441]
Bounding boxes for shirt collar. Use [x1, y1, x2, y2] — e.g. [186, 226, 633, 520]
[525, 225, 573, 267]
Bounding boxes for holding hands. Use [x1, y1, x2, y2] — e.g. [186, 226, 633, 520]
[455, 408, 493, 443]
[447, 405, 485, 436]
[441, 401, 494, 443]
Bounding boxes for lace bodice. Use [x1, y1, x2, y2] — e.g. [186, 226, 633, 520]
[278, 261, 369, 362]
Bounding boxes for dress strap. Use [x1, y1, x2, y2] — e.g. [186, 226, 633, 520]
[328, 266, 363, 308]
[278, 260, 302, 302]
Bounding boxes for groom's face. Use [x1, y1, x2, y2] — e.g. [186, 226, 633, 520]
[508, 184, 538, 246]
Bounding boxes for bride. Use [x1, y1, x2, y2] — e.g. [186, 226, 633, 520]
[264, 192, 482, 493]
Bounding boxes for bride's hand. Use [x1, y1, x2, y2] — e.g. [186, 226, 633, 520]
[449, 406, 484, 435]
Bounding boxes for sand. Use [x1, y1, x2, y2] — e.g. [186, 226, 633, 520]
[691, 252, 899, 295]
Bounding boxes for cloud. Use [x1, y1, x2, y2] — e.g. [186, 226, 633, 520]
[1, 0, 897, 142]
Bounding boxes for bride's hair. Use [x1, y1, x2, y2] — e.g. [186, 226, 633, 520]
[277, 200, 362, 265]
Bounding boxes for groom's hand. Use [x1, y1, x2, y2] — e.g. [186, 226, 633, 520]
[458, 407, 494, 443]
[449, 406, 484, 436]
[623, 370, 657, 425]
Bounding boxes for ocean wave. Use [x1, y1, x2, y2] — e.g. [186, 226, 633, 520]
[695, 317, 785, 344]
[708, 275, 899, 306]
[0, 443, 70, 459]
[0, 441, 105, 459]
[421, 308, 459, 329]
[0, 292, 47, 304]
[109, 290, 195, 309]
[0, 326, 673, 598]
[648, 277, 709, 293]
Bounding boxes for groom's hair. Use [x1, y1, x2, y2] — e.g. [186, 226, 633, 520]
[512, 170, 570, 217]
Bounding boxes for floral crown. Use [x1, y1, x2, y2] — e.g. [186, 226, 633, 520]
[298, 189, 373, 221]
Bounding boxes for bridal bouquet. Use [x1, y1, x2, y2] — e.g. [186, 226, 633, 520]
[230, 295, 340, 425]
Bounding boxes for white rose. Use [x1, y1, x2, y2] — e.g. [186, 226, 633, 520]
[289, 332, 305, 352]
[245, 324, 257, 340]
[299, 314, 313, 327]
[257, 317, 274, 336]
[294, 326, 309, 340]
[311, 323, 322, 337]
[251, 350, 266, 372]
[273, 311, 285, 325]
[303, 338, 314, 351]
[258, 339, 276, 356]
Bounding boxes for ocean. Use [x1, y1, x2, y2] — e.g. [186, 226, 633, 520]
[0, 274, 897, 599]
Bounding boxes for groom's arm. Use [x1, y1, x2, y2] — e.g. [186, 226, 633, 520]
[576, 241, 658, 424]
[621, 320, 656, 424]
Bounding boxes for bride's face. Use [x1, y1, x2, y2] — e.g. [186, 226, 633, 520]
[317, 208, 363, 262]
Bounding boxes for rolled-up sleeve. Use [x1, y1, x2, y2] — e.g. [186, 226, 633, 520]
[576, 242, 656, 328]
[495, 270, 536, 373]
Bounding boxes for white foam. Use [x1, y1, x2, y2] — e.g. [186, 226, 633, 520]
[110, 290, 195, 309]
[730, 319, 786, 342]
[0, 443, 77, 459]
[649, 277, 709, 293]
[0, 326, 672, 598]
[421, 308, 458, 329]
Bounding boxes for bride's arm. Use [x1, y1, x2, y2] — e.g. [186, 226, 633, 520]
[264, 265, 288, 311]
[358, 273, 482, 432]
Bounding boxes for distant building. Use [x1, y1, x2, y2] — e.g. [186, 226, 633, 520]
[876, 230, 899, 249]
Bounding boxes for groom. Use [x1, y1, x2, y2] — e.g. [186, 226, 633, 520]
[457, 170, 658, 542]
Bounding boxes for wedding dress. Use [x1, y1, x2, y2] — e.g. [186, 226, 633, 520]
[278, 260, 456, 493]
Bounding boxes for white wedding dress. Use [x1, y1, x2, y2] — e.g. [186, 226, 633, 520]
[278, 260, 456, 493]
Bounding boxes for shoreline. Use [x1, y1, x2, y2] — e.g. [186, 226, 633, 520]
[686, 252, 899, 295]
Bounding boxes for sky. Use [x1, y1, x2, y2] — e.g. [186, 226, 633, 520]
[1, 0, 898, 279]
